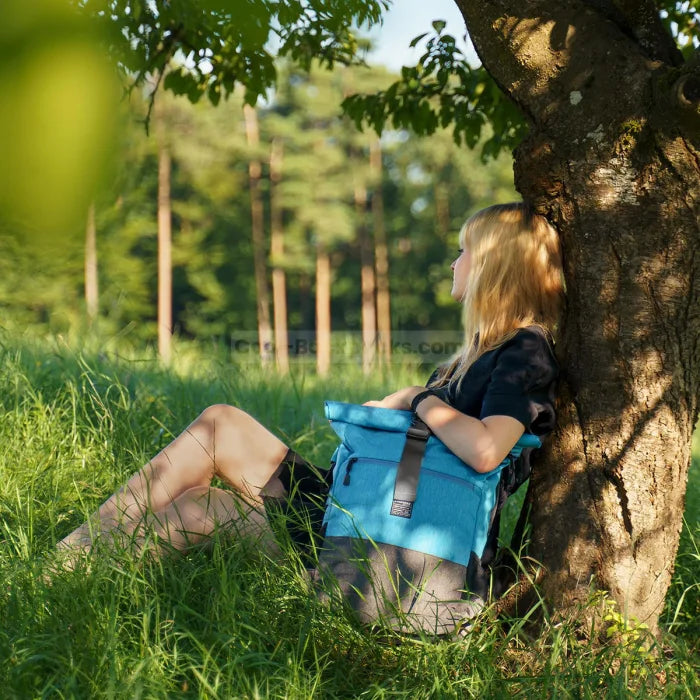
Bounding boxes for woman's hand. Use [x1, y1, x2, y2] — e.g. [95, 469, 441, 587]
[363, 386, 425, 410]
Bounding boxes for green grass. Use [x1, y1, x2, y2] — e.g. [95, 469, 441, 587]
[0, 329, 698, 698]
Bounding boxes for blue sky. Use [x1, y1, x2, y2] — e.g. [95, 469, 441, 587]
[366, 0, 476, 70]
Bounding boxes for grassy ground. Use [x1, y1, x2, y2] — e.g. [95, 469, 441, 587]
[0, 330, 697, 698]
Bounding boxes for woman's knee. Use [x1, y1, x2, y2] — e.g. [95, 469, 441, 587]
[191, 403, 288, 490]
[198, 403, 244, 426]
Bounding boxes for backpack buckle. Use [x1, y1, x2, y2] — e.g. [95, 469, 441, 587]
[406, 416, 431, 441]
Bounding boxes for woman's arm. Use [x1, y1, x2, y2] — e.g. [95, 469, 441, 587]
[364, 387, 525, 473]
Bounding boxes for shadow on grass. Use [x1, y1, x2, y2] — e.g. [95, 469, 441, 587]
[0, 330, 698, 697]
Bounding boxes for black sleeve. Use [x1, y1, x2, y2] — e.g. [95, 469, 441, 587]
[480, 329, 558, 436]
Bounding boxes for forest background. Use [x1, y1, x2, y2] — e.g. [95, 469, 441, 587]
[0, 59, 515, 369]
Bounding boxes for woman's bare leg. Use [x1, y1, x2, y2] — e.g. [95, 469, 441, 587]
[58, 404, 289, 551]
[124, 486, 278, 559]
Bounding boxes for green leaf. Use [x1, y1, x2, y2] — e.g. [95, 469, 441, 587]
[163, 70, 195, 97]
[208, 83, 221, 106]
[409, 32, 428, 49]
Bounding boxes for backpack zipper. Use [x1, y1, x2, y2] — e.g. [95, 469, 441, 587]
[342, 457, 358, 485]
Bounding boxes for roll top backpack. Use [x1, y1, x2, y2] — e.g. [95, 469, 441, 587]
[317, 401, 540, 636]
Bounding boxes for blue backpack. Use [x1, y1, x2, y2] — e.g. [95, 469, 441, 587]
[317, 401, 540, 635]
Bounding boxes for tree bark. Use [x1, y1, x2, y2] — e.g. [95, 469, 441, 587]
[457, 0, 700, 633]
[157, 144, 172, 364]
[370, 138, 391, 364]
[356, 182, 377, 374]
[243, 104, 273, 365]
[84, 202, 98, 321]
[316, 244, 331, 377]
[270, 138, 289, 374]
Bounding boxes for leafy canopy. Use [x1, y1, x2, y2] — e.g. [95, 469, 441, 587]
[80, 1, 699, 157]
[78, 0, 388, 108]
[342, 21, 527, 160]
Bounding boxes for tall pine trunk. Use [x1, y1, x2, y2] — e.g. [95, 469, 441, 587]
[434, 182, 450, 241]
[356, 182, 377, 374]
[157, 143, 172, 364]
[84, 202, 98, 321]
[243, 104, 273, 365]
[458, 0, 700, 633]
[370, 138, 391, 364]
[269, 138, 289, 374]
[316, 244, 331, 376]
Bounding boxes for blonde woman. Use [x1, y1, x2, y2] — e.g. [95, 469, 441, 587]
[58, 202, 564, 568]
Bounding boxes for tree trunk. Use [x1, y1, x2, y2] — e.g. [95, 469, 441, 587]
[434, 181, 450, 240]
[299, 273, 312, 337]
[457, 0, 700, 633]
[243, 104, 273, 365]
[157, 144, 172, 364]
[270, 138, 289, 374]
[316, 244, 331, 377]
[370, 138, 391, 364]
[84, 202, 98, 321]
[356, 182, 377, 374]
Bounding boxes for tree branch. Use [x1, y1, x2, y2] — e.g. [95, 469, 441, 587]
[583, 1, 684, 66]
[454, 1, 659, 138]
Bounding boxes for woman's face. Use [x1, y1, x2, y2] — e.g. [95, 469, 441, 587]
[450, 245, 471, 301]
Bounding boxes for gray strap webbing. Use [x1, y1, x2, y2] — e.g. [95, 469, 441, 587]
[390, 416, 431, 518]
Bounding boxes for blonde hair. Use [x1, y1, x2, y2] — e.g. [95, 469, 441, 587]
[431, 202, 564, 388]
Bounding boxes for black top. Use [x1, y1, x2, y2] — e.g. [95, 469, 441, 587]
[427, 327, 558, 436]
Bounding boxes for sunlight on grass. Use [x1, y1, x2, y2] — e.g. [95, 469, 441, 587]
[0, 331, 698, 698]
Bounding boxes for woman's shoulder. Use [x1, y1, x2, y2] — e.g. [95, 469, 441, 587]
[500, 325, 556, 358]
[477, 325, 559, 432]
[491, 325, 559, 380]
[508, 324, 554, 345]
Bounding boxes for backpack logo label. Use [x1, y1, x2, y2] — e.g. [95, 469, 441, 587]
[390, 499, 414, 518]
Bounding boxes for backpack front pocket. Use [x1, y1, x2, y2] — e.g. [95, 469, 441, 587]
[323, 457, 485, 566]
